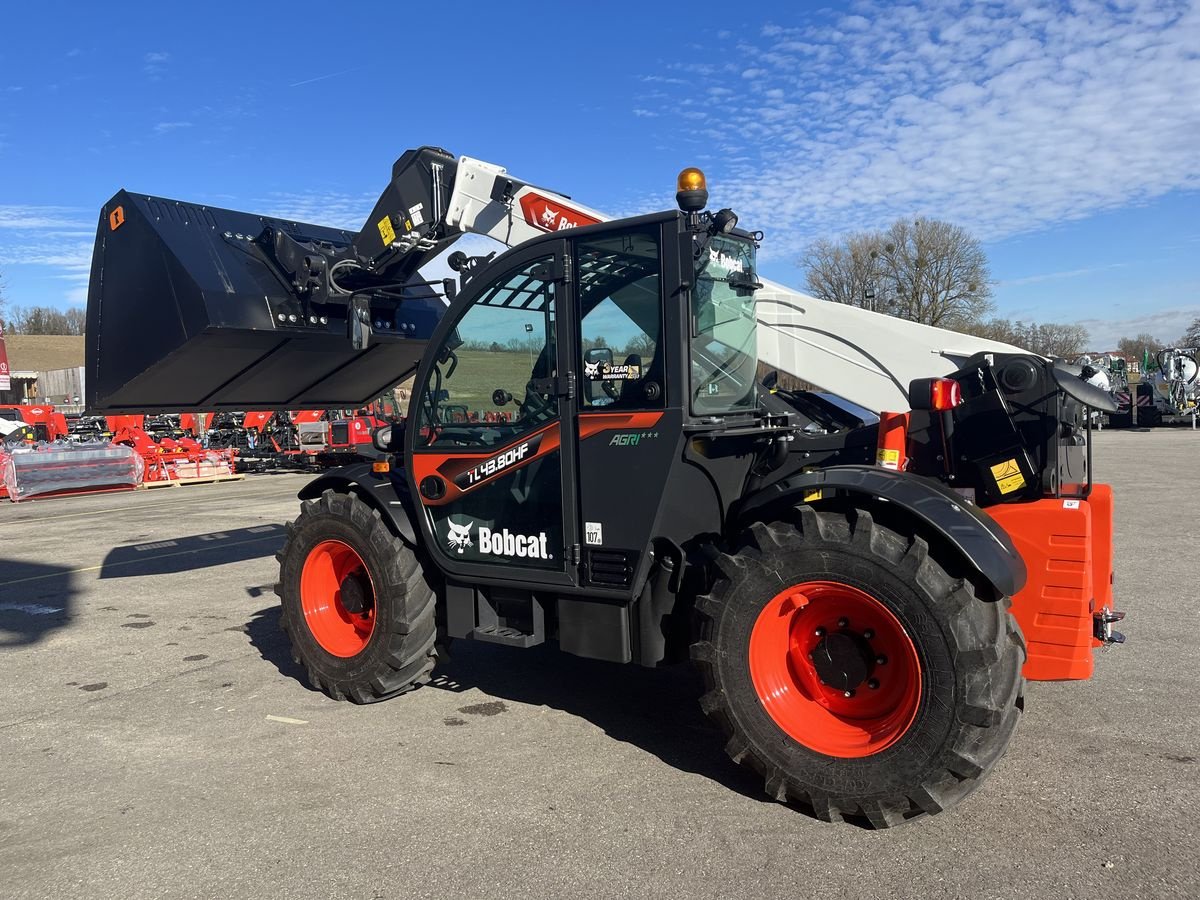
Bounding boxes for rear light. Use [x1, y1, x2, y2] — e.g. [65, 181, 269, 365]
[929, 378, 963, 411]
[372, 461, 390, 473]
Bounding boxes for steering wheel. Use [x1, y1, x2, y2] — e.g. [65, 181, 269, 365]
[436, 427, 495, 447]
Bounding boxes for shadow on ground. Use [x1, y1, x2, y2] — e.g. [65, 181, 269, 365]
[243, 603, 306, 684]
[245, 600, 765, 803]
[0, 559, 77, 647]
[98, 525, 285, 579]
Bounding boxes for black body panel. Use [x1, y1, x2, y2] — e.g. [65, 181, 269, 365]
[736, 464, 1027, 598]
[85, 191, 444, 412]
[297, 463, 419, 549]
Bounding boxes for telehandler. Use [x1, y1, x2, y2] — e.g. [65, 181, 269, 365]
[86, 147, 1123, 826]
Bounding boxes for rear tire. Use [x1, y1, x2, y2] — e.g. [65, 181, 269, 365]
[691, 506, 1024, 827]
[276, 489, 439, 703]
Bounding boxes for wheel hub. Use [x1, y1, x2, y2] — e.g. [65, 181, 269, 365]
[749, 580, 922, 758]
[299, 539, 377, 658]
[339, 572, 371, 615]
[810, 630, 875, 692]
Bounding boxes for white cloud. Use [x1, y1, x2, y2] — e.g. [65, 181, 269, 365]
[1000, 263, 1128, 287]
[144, 51, 170, 77]
[0, 207, 93, 307]
[0, 205, 84, 230]
[254, 190, 379, 231]
[153, 121, 192, 134]
[1080, 306, 1200, 349]
[636, 1, 1200, 262]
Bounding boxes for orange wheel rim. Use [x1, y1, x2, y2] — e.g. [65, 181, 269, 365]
[749, 581, 921, 758]
[299, 540, 376, 657]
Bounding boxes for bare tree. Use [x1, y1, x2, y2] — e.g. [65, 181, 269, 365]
[800, 231, 883, 310]
[1178, 317, 1200, 348]
[64, 307, 86, 335]
[4, 305, 87, 335]
[963, 318, 1089, 357]
[1115, 332, 1164, 360]
[875, 218, 994, 327]
[802, 217, 994, 328]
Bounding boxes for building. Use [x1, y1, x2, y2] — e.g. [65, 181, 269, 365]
[0, 335, 86, 407]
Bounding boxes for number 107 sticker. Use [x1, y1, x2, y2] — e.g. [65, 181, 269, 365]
[585, 522, 603, 546]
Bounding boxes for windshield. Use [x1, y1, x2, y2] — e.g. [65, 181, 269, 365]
[690, 234, 759, 414]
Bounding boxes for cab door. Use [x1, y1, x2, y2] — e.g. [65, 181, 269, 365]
[408, 240, 578, 587]
[571, 225, 680, 594]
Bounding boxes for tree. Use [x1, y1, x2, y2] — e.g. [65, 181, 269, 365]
[1113, 333, 1161, 367]
[622, 332, 656, 358]
[962, 318, 1089, 358]
[798, 230, 882, 309]
[4, 305, 87, 335]
[1178, 317, 1200, 349]
[802, 216, 994, 328]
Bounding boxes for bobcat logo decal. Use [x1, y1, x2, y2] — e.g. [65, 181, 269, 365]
[446, 520, 474, 554]
[583, 360, 602, 379]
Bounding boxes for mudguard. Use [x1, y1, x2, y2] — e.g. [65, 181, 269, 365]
[297, 463, 419, 549]
[736, 465, 1027, 599]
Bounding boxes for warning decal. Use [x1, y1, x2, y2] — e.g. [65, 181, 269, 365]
[989, 458, 1026, 495]
[876, 447, 901, 470]
[377, 216, 396, 246]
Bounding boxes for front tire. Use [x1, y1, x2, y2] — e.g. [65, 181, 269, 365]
[276, 490, 439, 703]
[691, 507, 1024, 827]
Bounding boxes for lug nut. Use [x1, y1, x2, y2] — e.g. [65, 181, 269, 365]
[837, 617, 849, 628]
[814, 626, 825, 637]
[876, 654, 888, 666]
[843, 689, 855, 698]
[863, 629, 874, 640]
[867, 679, 880, 690]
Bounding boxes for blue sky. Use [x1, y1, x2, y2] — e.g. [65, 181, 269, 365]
[0, 0, 1196, 349]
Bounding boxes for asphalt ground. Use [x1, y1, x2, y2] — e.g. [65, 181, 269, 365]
[0, 430, 1197, 900]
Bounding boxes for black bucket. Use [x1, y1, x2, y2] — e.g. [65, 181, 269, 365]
[85, 191, 443, 412]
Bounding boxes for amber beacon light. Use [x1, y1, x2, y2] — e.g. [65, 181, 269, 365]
[676, 167, 709, 212]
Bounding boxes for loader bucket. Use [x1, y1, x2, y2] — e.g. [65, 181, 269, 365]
[85, 191, 444, 412]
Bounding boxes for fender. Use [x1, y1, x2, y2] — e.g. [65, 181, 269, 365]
[297, 463, 420, 549]
[736, 465, 1027, 599]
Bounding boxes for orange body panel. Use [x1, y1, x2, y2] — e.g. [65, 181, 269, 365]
[874, 411, 910, 471]
[986, 484, 1115, 681]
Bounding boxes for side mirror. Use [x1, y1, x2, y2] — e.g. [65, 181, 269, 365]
[371, 423, 404, 453]
[584, 346, 614, 367]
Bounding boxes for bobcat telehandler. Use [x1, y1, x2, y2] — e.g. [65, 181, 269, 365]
[86, 146, 1124, 827]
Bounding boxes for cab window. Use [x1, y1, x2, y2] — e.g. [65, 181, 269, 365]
[576, 230, 663, 409]
[417, 256, 557, 447]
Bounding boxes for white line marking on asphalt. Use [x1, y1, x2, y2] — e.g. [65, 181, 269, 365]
[0, 485, 291, 524]
[0, 602, 62, 615]
[265, 715, 308, 725]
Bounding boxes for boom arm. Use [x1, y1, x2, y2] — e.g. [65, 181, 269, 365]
[84, 146, 1025, 414]
[363, 151, 1026, 413]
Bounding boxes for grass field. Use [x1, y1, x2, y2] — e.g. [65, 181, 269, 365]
[435, 349, 542, 419]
